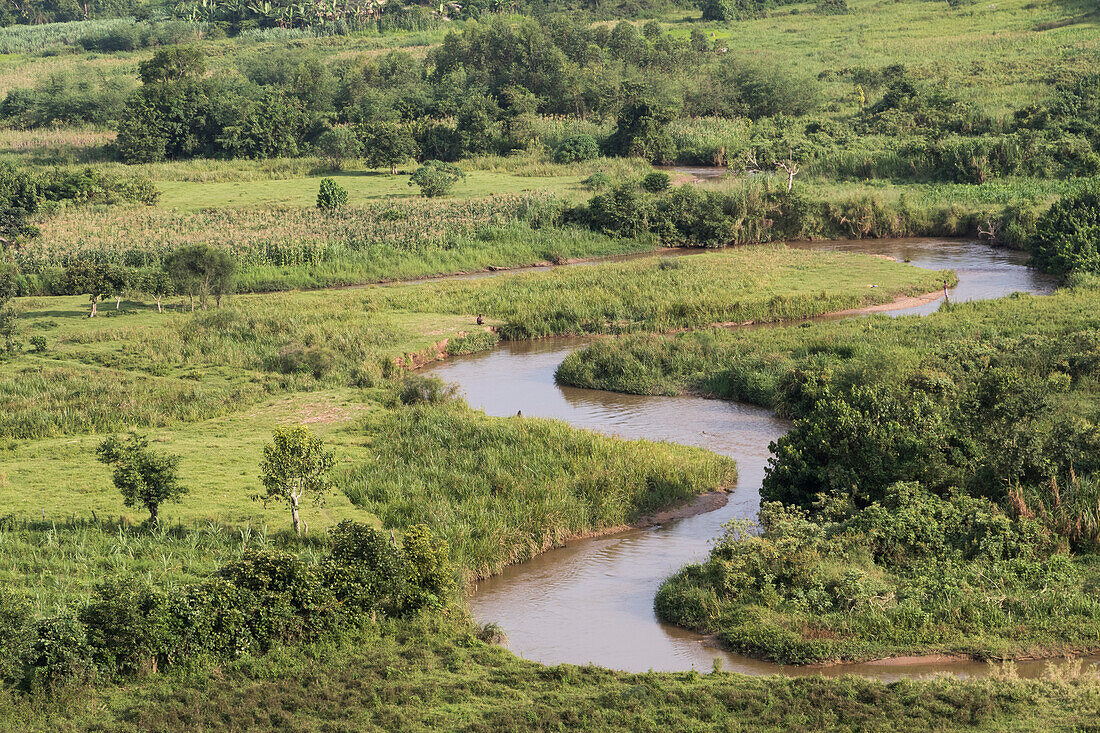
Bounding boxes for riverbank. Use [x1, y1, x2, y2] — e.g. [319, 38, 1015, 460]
[436, 240, 1093, 676]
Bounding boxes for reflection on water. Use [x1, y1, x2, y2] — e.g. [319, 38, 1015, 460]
[790, 238, 1058, 316]
[426, 239, 1088, 679]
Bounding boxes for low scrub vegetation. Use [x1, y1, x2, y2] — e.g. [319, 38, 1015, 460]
[562, 275, 1100, 662]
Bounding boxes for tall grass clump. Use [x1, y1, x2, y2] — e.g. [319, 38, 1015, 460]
[340, 401, 736, 579]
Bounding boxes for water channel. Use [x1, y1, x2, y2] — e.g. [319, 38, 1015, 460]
[425, 238, 1087, 680]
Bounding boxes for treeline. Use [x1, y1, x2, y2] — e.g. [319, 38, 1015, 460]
[0, 519, 454, 691]
[97, 20, 820, 164]
[6, 17, 1098, 187]
[565, 176, 1050, 250]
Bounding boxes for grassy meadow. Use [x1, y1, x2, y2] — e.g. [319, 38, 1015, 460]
[0, 246, 925, 580]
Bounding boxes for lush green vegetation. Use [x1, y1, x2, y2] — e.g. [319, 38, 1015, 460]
[1, 0, 1099, 727]
[561, 275, 1100, 662]
[3, 616, 1100, 732]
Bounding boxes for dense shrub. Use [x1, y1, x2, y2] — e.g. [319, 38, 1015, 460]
[1031, 185, 1100, 275]
[409, 160, 466, 197]
[641, 171, 671, 192]
[317, 177, 349, 210]
[553, 134, 600, 163]
[9, 521, 457, 690]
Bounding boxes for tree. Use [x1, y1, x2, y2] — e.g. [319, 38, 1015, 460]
[553, 135, 600, 164]
[317, 178, 349, 211]
[97, 433, 187, 525]
[1031, 185, 1100, 276]
[0, 262, 17, 356]
[107, 266, 132, 311]
[258, 426, 334, 535]
[0, 163, 40, 243]
[59, 260, 116, 317]
[408, 161, 466, 198]
[358, 121, 418, 174]
[314, 126, 361, 171]
[117, 48, 216, 164]
[164, 245, 236, 311]
[138, 268, 173, 313]
[606, 92, 678, 163]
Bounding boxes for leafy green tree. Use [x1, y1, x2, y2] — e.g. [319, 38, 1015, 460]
[116, 47, 216, 163]
[358, 121, 418, 174]
[97, 433, 187, 525]
[259, 426, 335, 536]
[607, 92, 677, 163]
[0, 163, 41, 242]
[138, 268, 173, 313]
[164, 245, 236, 311]
[701, 0, 736, 21]
[317, 178, 349, 211]
[455, 95, 500, 156]
[59, 260, 117, 317]
[408, 161, 466, 198]
[553, 135, 600, 164]
[217, 90, 304, 160]
[314, 126, 361, 171]
[1031, 186, 1100, 276]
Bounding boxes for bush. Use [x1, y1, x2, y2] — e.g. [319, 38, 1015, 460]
[1031, 185, 1100, 275]
[326, 521, 407, 614]
[816, 0, 848, 13]
[408, 161, 466, 198]
[25, 616, 93, 692]
[401, 524, 456, 609]
[553, 135, 601, 164]
[316, 178, 349, 211]
[583, 171, 613, 191]
[642, 171, 671, 193]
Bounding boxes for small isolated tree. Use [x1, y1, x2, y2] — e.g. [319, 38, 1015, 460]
[59, 260, 114, 317]
[107, 266, 131, 311]
[97, 433, 187, 525]
[317, 178, 349, 211]
[408, 161, 465, 198]
[164, 244, 236, 311]
[139, 268, 173, 313]
[314, 126, 361, 171]
[358, 121, 418, 175]
[259, 426, 334, 536]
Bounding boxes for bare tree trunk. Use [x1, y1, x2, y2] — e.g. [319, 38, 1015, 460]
[155, 296, 163, 313]
[291, 494, 301, 535]
[149, 504, 158, 525]
[189, 293, 195, 312]
[90, 297, 98, 318]
[115, 295, 122, 310]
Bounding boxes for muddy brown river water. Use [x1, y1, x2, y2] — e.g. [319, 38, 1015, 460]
[425, 239, 1095, 680]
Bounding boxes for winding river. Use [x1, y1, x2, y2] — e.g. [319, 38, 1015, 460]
[425, 238, 1087, 680]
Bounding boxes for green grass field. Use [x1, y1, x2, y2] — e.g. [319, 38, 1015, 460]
[1, 246, 931, 533]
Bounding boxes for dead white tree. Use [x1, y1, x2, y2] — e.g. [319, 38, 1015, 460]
[776, 151, 800, 193]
